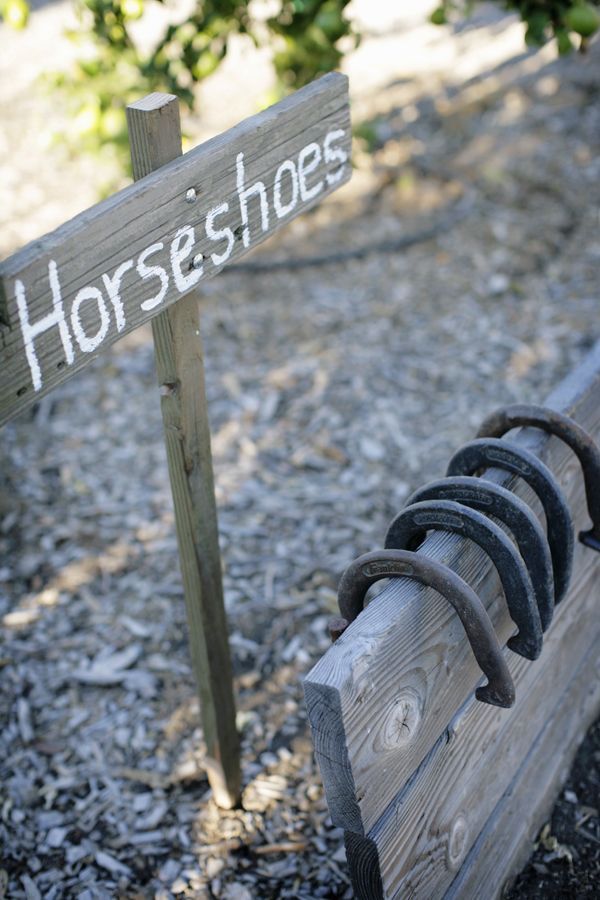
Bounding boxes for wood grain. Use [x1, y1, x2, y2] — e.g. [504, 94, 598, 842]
[0, 73, 351, 426]
[304, 341, 600, 837]
[127, 94, 240, 808]
[344, 831, 385, 900]
[445, 643, 600, 899]
[365, 540, 600, 898]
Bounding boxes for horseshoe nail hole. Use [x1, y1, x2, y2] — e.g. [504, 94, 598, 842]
[56, 360, 66, 370]
[190, 254, 204, 270]
[233, 225, 244, 240]
[16, 386, 27, 397]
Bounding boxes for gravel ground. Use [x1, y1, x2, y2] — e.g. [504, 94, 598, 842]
[1, 4, 599, 898]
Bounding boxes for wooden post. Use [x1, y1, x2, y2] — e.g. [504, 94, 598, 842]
[126, 94, 240, 808]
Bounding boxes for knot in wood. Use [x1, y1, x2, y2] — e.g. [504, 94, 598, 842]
[446, 814, 469, 871]
[376, 688, 423, 749]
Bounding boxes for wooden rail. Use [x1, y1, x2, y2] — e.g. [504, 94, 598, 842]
[305, 341, 600, 899]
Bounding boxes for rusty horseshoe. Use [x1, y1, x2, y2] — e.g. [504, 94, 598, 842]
[447, 438, 574, 604]
[406, 476, 554, 630]
[477, 404, 600, 552]
[332, 549, 515, 707]
[384, 499, 543, 660]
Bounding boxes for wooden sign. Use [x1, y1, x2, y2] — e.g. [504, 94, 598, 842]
[0, 73, 350, 426]
[1, 75, 352, 810]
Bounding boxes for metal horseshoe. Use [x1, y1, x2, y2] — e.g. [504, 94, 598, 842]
[447, 438, 574, 604]
[477, 404, 600, 552]
[333, 549, 515, 708]
[384, 499, 543, 660]
[406, 476, 554, 631]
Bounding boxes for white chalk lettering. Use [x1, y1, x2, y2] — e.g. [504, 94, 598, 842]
[298, 142, 323, 202]
[205, 202, 235, 267]
[11, 122, 351, 396]
[324, 129, 348, 185]
[70, 286, 110, 353]
[137, 243, 169, 311]
[102, 259, 133, 332]
[15, 260, 75, 392]
[273, 159, 299, 219]
[236, 152, 269, 249]
[170, 226, 204, 292]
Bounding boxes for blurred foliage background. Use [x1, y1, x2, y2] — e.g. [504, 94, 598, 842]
[0, 0, 356, 170]
[0, 0, 598, 174]
[431, 1, 599, 53]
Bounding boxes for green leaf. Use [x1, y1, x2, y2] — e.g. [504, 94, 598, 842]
[555, 27, 575, 54]
[1, 0, 29, 29]
[430, 7, 447, 26]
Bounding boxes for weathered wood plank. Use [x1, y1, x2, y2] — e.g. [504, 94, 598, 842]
[127, 94, 240, 808]
[304, 341, 600, 837]
[359, 536, 600, 898]
[445, 644, 600, 899]
[0, 73, 351, 426]
[345, 638, 600, 900]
